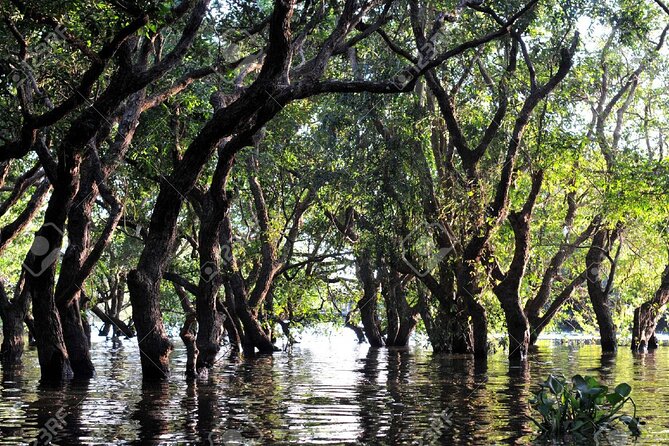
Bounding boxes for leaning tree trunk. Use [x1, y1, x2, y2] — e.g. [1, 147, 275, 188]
[221, 281, 242, 356]
[23, 160, 79, 381]
[585, 229, 618, 353]
[220, 201, 276, 356]
[632, 264, 669, 352]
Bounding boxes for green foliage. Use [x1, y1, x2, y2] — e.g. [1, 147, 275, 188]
[529, 374, 641, 438]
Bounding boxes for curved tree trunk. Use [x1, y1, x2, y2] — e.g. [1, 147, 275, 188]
[24, 175, 77, 381]
[497, 294, 530, 360]
[174, 283, 200, 379]
[54, 162, 96, 379]
[492, 171, 542, 360]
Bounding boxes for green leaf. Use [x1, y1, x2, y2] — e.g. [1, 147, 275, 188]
[615, 383, 632, 398]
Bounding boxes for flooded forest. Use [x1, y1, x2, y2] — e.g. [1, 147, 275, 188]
[2, 0, 669, 444]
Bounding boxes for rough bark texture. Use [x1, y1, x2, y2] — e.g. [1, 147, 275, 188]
[191, 153, 234, 371]
[174, 283, 200, 379]
[381, 269, 419, 347]
[632, 264, 669, 352]
[0, 308, 25, 365]
[357, 253, 384, 348]
[586, 228, 619, 352]
[0, 288, 27, 365]
[492, 171, 542, 360]
[456, 257, 488, 357]
[0, 279, 30, 365]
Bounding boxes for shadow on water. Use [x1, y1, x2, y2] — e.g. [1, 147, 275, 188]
[1, 338, 669, 444]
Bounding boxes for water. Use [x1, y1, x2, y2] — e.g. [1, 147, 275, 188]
[1, 334, 669, 445]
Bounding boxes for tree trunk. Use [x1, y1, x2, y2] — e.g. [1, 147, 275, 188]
[174, 283, 200, 379]
[57, 300, 95, 379]
[0, 305, 26, 365]
[497, 292, 530, 360]
[382, 268, 418, 347]
[24, 200, 76, 382]
[357, 253, 384, 348]
[493, 172, 542, 360]
[193, 155, 234, 371]
[195, 211, 224, 369]
[632, 264, 669, 352]
[54, 165, 96, 379]
[586, 228, 618, 353]
[222, 282, 242, 356]
[457, 260, 487, 357]
[127, 270, 174, 381]
[0, 281, 30, 366]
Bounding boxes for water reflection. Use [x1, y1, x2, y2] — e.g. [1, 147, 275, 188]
[1, 337, 669, 445]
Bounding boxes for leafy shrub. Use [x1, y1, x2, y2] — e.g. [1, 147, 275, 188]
[529, 374, 641, 438]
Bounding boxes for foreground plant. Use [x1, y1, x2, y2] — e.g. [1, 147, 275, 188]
[529, 374, 642, 438]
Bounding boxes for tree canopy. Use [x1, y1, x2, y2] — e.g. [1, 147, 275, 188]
[1, 0, 669, 382]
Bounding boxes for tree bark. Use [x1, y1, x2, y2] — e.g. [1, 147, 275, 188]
[632, 264, 669, 351]
[457, 257, 488, 358]
[192, 154, 234, 371]
[492, 170, 543, 360]
[357, 252, 384, 348]
[174, 283, 200, 379]
[0, 304, 26, 365]
[586, 228, 619, 352]
[0, 279, 30, 365]
[382, 268, 418, 347]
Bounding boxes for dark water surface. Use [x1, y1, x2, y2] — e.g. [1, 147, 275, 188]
[1, 336, 669, 445]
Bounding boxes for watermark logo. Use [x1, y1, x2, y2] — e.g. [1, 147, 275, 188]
[201, 261, 219, 283]
[30, 407, 67, 445]
[213, 28, 264, 88]
[23, 223, 63, 277]
[415, 408, 453, 445]
[391, 34, 438, 90]
[401, 221, 453, 278]
[7, 24, 67, 88]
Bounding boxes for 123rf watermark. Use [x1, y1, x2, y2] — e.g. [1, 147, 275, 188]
[7, 24, 67, 88]
[30, 407, 67, 445]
